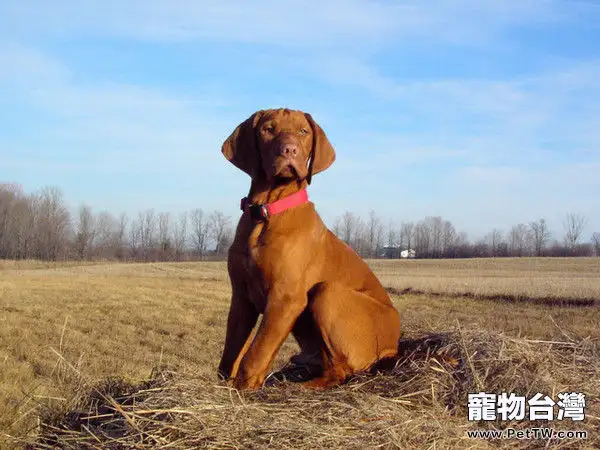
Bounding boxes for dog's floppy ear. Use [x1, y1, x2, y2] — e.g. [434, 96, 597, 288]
[221, 110, 264, 177]
[304, 113, 336, 184]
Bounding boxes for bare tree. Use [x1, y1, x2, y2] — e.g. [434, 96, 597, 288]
[365, 210, 383, 258]
[374, 220, 384, 257]
[74, 205, 97, 260]
[338, 212, 359, 246]
[430, 217, 444, 257]
[332, 217, 342, 238]
[138, 209, 156, 261]
[34, 186, 72, 260]
[94, 211, 117, 259]
[114, 213, 128, 260]
[563, 213, 587, 250]
[0, 184, 25, 258]
[455, 231, 469, 257]
[15, 194, 37, 259]
[190, 208, 209, 259]
[529, 218, 551, 257]
[484, 229, 505, 257]
[592, 232, 600, 256]
[218, 227, 233, 257]
[352, 218, 368, 256]
[129, 214, 141, 259]
[441, 220, 458, 257]
[333, 212, 367, 254]
[158, 212, 172, 261]
[509, 224, 530, 257]
[419, 217, 444, 258]
[386, 220, 397, 247]
[172, 211, 188, 261]
[413, 221, 431, 256]
[400, 221, 414, 250]
[208, 211, 232, 257]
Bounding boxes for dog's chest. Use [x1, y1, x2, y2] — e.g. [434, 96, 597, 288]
[235, 222, 275, 311]
[246, 220, 304, 269]
[244, 222, 305, 294]
[233, 211, 321, 311]
[246, 222, 282, 276]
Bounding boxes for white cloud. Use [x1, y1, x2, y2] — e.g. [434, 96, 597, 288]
[304, 53, 600, 166]
[0, 0, 589, 47]
[1, 1, 599, 234]
[0, 45, 239, 176]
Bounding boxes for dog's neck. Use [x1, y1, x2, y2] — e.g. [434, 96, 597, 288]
[248, 177, 308, 206]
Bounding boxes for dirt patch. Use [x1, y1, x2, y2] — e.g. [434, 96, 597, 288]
[386, 286, 599, 307]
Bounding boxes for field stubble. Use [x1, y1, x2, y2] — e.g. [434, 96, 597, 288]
[0, 258, 598, 448]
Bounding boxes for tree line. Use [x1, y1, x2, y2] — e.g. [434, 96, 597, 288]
[0, 182, 598, 262]
[334, 211, 599, 259]
[0, 183, 232, 262]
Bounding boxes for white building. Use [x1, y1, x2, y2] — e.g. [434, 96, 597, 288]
[400, 249, 416, 259]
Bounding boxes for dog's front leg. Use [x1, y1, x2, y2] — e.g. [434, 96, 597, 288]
[233, 287, 307, 390]
[218, 291, 259, 381]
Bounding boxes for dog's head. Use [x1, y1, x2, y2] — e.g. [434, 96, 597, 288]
[221, 108, 336, 184]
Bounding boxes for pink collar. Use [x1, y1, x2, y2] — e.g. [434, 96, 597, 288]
[240, 189, 309, 221]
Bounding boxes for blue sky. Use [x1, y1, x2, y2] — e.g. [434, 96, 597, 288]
[1, 0, 599, 240]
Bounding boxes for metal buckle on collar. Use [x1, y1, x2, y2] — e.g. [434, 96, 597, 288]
[249, 203, 269, 221]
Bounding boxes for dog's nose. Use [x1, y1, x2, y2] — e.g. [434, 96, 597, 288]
[280, 143, 298, 157]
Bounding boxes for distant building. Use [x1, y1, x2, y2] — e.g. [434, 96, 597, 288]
[380, 245, 402, 258]
[400, 249, 416, 259]
[379, 246, 417, 259]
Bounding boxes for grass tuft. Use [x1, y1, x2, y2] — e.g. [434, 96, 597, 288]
[0, 258, 598, 448]
[19, 328, 600, 449]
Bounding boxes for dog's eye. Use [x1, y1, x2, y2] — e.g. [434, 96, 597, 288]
[299, 128, 310, 136]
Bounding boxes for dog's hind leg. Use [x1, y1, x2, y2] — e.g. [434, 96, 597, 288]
[301, 281, 401, 388]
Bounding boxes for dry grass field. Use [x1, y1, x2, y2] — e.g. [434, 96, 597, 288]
[1, 258, 599, 449]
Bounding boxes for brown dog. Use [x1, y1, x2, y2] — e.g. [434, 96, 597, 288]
[218, 108, 401, 390]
